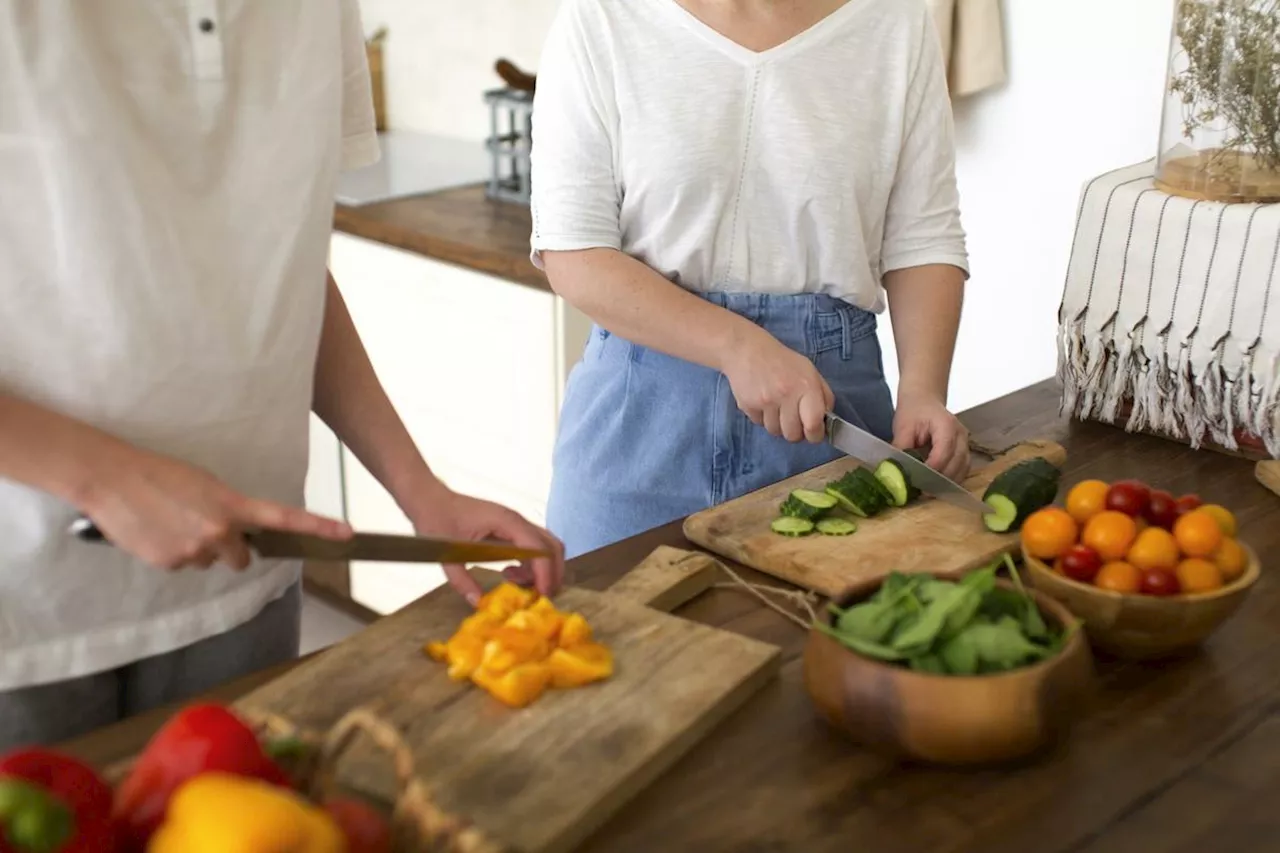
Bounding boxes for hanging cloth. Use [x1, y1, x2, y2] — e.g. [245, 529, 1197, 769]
[927, 0, 1007, 98]
[1057, 160, 1280, 454]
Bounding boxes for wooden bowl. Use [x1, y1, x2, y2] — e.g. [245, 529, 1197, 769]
[1022, 545, 1260, 660]
[802, 576, 1095, 766]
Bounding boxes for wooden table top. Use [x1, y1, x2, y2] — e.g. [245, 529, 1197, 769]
[63, 379, 1280, 852]
[333, 185, 548, 293]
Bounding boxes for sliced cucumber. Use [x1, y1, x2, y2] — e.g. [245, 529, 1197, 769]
[826, 468, 891, 518]
[779, 488, 839, 521]
[981, 457, 1062, 532]
[771, 516, 816, 537]
[816, 517, 858, 536]
[873, 459, 920, 507]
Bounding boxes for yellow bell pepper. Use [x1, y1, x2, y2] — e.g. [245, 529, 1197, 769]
[557, 613, 592, 648]
[476, 583, 537, 620]
[146, 772, 344, 853]
[471, 662, 551, 708]
[547, 642, 614, 688]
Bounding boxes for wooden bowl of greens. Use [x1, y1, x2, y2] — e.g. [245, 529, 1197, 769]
[802, 556, 1095, 766]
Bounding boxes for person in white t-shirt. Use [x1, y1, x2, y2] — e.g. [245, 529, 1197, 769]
[530, 0, 973, 558]
[0, 1, 563, 747]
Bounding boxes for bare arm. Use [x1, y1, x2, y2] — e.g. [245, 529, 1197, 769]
[311, 272, 564, 599]
[541, 248, 759, 372]
[0, 393, 108, 507]
[884, 263, 965, 403]
[310, 272, 447, 519]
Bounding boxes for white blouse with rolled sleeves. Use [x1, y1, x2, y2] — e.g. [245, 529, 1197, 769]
[529, 0, 970, 314]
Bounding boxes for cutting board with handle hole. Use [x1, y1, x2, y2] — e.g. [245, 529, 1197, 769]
[683, 439, 1068, 598]
[235, 547, 779, 853]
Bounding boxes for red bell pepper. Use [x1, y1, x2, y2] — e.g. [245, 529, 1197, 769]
[0, 748, 119, 853]
[112, 703, 290, 852]
[321, 798, 392, 853]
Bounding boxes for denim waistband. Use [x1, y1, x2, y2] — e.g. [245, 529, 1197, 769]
[692, 291, 877, 360]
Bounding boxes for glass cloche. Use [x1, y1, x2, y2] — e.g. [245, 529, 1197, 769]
[1155, 0, 1280, 204]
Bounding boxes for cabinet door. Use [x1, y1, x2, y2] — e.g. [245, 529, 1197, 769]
[328, 233, 561, 614]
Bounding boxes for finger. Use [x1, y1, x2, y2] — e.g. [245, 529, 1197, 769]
[946, 438, 971, 482]
[762, 405, 782, 437]
[925, 424, 958, 472]
[210, 535, 252, 571]
[444, 563, 485, 607]
[502, 562, 536, 587]
[741, 406, 764, 427]
[235, 497, 353, 540]
[819, 375, 835, 411]
[779, 398, 804, 443]
[799, 390, 827, 444]
[487, 513, 565, 597]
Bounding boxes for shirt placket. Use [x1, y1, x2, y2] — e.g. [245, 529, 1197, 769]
[187, 0, 225, 82]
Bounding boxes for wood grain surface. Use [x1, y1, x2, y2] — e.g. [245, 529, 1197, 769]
[683, 439, 1068, 597]
[1254, 460, 1280, 497]
[236, 549, 781, 853]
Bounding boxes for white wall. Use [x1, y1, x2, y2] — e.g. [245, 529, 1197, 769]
[355, 0, 1176, 413]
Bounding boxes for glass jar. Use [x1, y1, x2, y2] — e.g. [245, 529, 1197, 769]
[1155, 0, 1280, 204]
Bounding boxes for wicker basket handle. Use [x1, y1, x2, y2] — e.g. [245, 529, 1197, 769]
[309, 707, 508, 853]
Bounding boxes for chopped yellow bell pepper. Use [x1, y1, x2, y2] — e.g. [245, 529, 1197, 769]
[547, 643, 614, 689]
[423, 582, 613, 707]
[558, 613, 592, 648]
[146, 772, 344, 853]
[471, 662, 551, 709]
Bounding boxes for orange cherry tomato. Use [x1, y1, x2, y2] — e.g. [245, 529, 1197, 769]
[1212, 537, 1248, 583]
[1173, 509, 1224, 558]
[1065, 480, 1110, 524]
[1175, 558, 1224, 595]
[1095, 561, 1141, 593]
[1021, 508, 1079, 560]
[1082, 511, 1139, 562]
[1126, 527, 1180, 571]
[1198, 504, 1238, 537]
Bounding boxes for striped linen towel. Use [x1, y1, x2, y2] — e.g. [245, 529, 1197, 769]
[1057, 160, 1280, 453]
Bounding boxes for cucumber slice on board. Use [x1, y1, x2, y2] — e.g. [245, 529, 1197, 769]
[873, 459, 921, 507]
[779, 488, 839, 521]
[816, 517, 858, 536]
[771, 516, 816, 537]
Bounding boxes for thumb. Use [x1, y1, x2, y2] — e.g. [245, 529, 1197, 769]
[444, 563, 485, 608]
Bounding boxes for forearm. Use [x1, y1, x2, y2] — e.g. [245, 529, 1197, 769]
[312, 272, 449, 517]
[541, 249, 768, 371]
[883, 264, 965, 401]
[0, 392, 116, 506]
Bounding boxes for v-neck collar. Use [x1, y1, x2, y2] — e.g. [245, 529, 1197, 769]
[656, 0, 865, 66]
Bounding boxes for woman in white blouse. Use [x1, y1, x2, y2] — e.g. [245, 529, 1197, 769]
[530, 0, 971, 558]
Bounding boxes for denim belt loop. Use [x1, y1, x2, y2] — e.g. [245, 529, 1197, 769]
[839, 304, 854, 362]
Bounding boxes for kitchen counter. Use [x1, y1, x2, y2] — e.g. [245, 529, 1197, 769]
[61, 379, 1280, 852]
[333, 184, 547, 293]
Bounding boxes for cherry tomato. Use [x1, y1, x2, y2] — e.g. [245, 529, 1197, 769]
[1176, 494, 1203, 516]
[323, 798, 392, 853]
[1059, 544, 1103, 583]
[1143, 489, 1179, 530]
[1139, 567, 1181, 597]
[1105, 480, 1151, 517]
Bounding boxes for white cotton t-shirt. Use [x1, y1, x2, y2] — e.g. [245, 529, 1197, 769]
[0, 0, 379, 690]
[529, 0, 969, 312]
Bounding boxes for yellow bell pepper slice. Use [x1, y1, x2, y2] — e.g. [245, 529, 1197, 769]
[558, 613, 593, 648]
[476, 582, 538, 620]
[146, 772, 345, 853]
[504, 608, 564, 643]
[471, 662, 551, 708]
[445, 633, 486, 681]
[547, 642, 614, 689]
[481, 626, 551, 675]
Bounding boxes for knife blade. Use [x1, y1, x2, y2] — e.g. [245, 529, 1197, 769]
[824, 413, 992, 516]
[68, 517, 550, 564]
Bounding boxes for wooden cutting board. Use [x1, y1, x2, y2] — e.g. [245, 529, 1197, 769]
[683, 439, 1068, 597]
[1255, 460, 1280, 496]
[237, 548, 779, 853]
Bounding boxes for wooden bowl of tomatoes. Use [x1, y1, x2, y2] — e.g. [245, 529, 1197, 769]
[1016, 479, 1260, 660]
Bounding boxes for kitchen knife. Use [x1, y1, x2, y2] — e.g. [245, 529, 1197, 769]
[824, 413, 993, 516]
[68, 517, 550, 564]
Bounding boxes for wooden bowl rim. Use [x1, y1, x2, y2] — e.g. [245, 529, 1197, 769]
[1021, 542, 1260, 603]
[811, 573, 1088, 684]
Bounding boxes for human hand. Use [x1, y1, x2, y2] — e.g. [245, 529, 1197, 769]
[79, 441, 352, 571]
[892, 387, 969, 482]
[723, 326, 834, 443]
[406, 488, 565, 607]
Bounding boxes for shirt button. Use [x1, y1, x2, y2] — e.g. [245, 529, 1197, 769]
[198, 18, 215, 33]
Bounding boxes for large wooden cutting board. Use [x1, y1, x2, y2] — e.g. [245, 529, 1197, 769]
[683, 439, 1068, 597]
[237, 549, 780, 853]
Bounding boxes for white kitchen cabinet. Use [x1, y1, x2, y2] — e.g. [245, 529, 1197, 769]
[323, 232, 589, 615]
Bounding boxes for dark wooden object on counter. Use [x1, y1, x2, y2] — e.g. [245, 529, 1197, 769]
[63, 379, 1280, 852]
[333, 185, 547, 293]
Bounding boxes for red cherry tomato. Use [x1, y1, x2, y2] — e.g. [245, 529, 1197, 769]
[1143, 490, 1179, 530]
[1059, 544, 1103, 583]
[1176, 494, 1203, 517]
[1139, 567, 1181, 597]
[323, 798, 392, 853]
[1106, 480, 1151, 517]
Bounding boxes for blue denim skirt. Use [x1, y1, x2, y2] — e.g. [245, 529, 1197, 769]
[546, 292, 895, 559]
